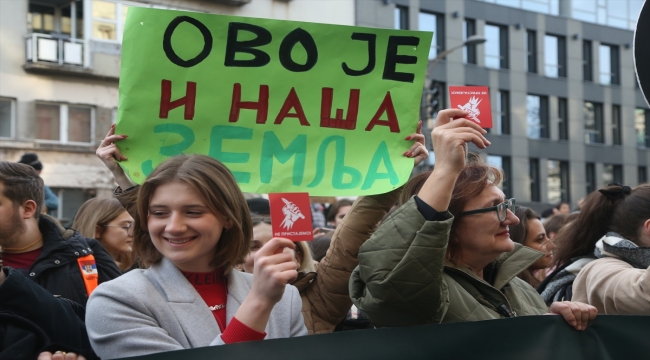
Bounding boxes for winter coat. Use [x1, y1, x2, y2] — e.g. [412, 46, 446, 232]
[114, 185, 401, 334]
[0, 267, 98, 360]
[572, 233, 650, 315]
[349, 197, 549, 328]
[86, 257, 306, 359]
[21, 215, 121, 307]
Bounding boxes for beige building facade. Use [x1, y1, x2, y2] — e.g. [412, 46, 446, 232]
[0, 0, 354, 221]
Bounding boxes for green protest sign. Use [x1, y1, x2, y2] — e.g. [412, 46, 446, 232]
[116, 7, 432, 195]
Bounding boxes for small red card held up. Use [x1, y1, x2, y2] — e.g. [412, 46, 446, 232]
[448, 86, 493, 128]
[268, 193, 313, 241]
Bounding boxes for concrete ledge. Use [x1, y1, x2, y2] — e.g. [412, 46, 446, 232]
[23, 62, 119, 82]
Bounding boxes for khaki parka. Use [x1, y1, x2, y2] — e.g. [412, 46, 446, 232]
[115, 185, 400, 334]
[349, 197, 550, 328]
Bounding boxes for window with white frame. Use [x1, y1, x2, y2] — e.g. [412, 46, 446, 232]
[599, 43, 620, 85]
[484, 23, 508, 69]
[90, 0, 176, 43]
[544, 34, 566, 78]
[418, 11, 445, 60]
[547, 160, 570, 204]
[0, 98, 16, 139]
[35, 103, 94, 144]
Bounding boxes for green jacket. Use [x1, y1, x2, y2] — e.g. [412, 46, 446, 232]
[349, 197, 549, 328]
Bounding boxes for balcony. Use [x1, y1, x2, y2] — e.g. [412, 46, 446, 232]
[23, 32, 119, 81]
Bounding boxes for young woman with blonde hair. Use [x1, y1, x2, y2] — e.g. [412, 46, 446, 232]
[72, 197, 135, 272]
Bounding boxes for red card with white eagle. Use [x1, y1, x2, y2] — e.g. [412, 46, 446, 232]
[269, 192, 313, 241]
[448, 86, 493, 128]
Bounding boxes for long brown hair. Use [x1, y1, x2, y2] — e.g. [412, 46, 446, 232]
[552, 183, 650, 267]
[510, 206, 542, 287]
[72, 197, 135, 271]
[402, 155, 503, 264]
[133, 155, 252, 273]
[249, 215, 316, 273]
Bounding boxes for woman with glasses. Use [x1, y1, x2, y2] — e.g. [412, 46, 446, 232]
[509, 206, 556, 288]
[72, 197, 135, 272]
[350, 109, 596, 329]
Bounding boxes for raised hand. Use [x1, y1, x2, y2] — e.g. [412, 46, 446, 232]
[404, 120, 429, 167]
[431, 109, 490, 176]
[234, 238, 298, 332]
[96, 124, 136, 189]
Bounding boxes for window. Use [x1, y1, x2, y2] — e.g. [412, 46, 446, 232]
[484, 24, 508, 69]
[487, 155, 512, 198]
[544, 34, 566, 78]
[419, 12, 445, 60]
[530, 158, 540, 202]
[28, 3, 55, 34]
[603, 164, 623, 187]
[599, 44, 620, 85]
[558, 97, 568, 140]
[28, 1, 84, 39]
[527, 95, 549, 139]
[584, 101, 604, 144]
[0, 98, 15, 139]
[526, 30, 537, 73]
[586, 162, 596, 195]
[639, 166, 647, 185]
[92, 0, 133, 42]
[635, 108, 650, 147]
[35, 103, 94, 144]
[394, 5, 409, 30]
[548, 160, 570, 204]
[495, 90, 510, 135]
[50, 188, 94, 222]
[583, 40, 593, 81]
[612, 105, 622, 145]
[571, 0, 642, 30]
[464, 19, 477, 64]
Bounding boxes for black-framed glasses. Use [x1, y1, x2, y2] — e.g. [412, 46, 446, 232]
[103, 223, 134, 235]
[455, 198, 516, 222]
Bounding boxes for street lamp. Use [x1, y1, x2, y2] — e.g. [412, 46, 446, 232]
[428, 35, 487, 70]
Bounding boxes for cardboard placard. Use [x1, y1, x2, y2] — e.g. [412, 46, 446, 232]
[448, 86, 492, 128]
[269, 193, 313, 241]
[115, 7, 433, 196]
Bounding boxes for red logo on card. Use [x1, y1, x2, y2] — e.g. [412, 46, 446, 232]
[448, 86, 493, 128]
[268, 193, 313, 241]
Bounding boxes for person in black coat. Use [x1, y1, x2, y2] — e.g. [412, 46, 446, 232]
[0, 266, 98, 360]
[0, 162, 121, 307]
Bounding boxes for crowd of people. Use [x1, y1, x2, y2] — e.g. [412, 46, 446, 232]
[1, 110, 648, 359]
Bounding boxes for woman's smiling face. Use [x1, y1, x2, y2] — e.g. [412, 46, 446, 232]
[524, 218, 556, 269]
[453, 185, 520, 263]
[147, 181, 227, 272]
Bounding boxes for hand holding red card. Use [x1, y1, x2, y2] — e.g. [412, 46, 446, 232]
[269, 193, 313, 241]
[448, 86, 493, 128]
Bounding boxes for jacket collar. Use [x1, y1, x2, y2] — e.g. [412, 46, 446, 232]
[146, 258, 258, 345]
[34, 215, 93, 268]
[291, 271, 317, 292]
[445, 243, 543, 290]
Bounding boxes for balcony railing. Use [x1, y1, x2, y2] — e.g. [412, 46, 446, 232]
[25, 33, 85, 67]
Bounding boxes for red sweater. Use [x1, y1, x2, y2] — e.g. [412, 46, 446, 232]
[182, 270, 266, 343]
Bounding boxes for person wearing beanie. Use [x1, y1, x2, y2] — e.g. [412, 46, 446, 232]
[18, 153, 59, 213]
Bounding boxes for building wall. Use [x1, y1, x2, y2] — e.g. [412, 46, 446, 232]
[0, 0, 355, 220]
[356, 0, 649, 211]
